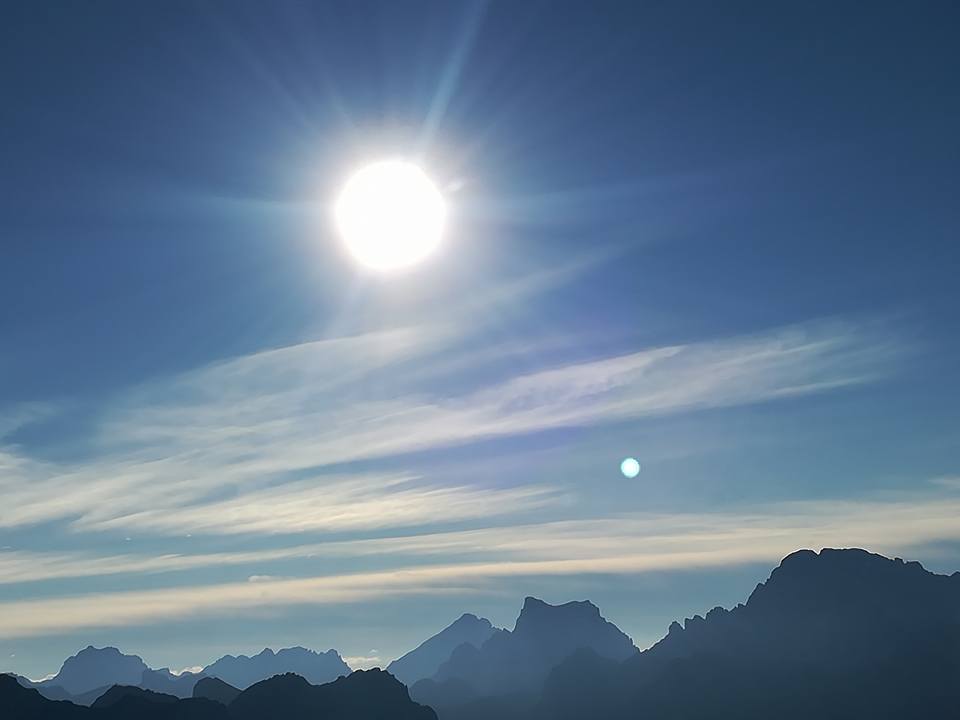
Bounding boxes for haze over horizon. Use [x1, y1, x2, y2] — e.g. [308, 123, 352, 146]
[2, 1, 959, 680]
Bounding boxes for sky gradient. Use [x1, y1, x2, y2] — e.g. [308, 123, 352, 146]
[2, 1, 959, 679]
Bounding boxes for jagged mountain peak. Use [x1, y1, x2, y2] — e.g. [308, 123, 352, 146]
[68, 646, 142, 662]
[746, 547, 953, 611]
[647, 547, 960, 671]
[515, 597, 601, 628]
[387, 613, 498, 687]
[512, 597, 634, 658]
[451, 612, 488, 626]
[48, 646, 149, 696]
[770, 547, 929, 579]
[202, 646, 350, 689]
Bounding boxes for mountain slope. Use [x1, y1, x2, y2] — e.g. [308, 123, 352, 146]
[202, 647, 350, 689]
[1, 674, 88, 719]
[387, 614, 497, 687]
[91, 685, 229, 720]
[540, 548, 960, 720]
[193, 677, 241, 705]
[639, 547, 960, 672]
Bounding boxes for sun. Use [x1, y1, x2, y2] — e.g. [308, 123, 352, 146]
[335, 160, 446, 272]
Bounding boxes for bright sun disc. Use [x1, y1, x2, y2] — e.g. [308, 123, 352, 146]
[335, 160, 446, 272]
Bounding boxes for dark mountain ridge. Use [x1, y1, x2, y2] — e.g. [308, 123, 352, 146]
[539, 548, 960, 720]
[2, 669, 435, 720]
[192, 677, 241, 705]
[229, 669, 436, 720]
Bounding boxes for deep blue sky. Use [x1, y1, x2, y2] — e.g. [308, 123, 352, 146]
[2, 1, 959, 678]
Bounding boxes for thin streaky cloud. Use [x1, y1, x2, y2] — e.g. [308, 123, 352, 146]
[2, 489, 958, 639]
[76, 477, 566, 536]
[3, 486, 958, 586]
[1, 320, 897, 536]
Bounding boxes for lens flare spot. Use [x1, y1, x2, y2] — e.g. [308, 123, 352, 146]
[620, 457, 641, 478]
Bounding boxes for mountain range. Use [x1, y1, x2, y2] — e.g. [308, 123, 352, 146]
[14, 644, 350, 705]
[201, 647, 350, 689]
[2, 669, 435, 720]
[5, 548, 960, 720]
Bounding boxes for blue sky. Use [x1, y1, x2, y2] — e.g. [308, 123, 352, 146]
[2, 1, 959, 678]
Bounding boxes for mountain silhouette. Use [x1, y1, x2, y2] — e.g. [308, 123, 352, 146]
[192, 677, 241, 705]
[201, 647, 350, 689]
[229, 670, 436, 720]
[92, 685, 179, 709]
[411, 596, 636, 712]
[14, 644, 349, 706]
[13, 677, 113, 707]
[1, 674, 87, 719]
[15, 647, 206, 705]
[7, 548, 960, 720]
[538, 548, 960, 720]
[387, 613, 497, 686]
[36, 646, 149, 696]
[3, 669, 435, 720]
[100, 687, 228, 719]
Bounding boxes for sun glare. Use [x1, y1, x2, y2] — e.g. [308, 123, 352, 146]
[335, 160, 446, 272]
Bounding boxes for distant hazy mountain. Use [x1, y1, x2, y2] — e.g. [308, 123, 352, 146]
[411, 597, 636, 710]
[387, 614, 497, 686]
[139, 667, 206, 698]
[3, 669, 435, 720]
[539, 548, 960, 720]
[201, 647, 350, 689]
[193, 677, 241, 705]
[14, 647, 205, 705]
[39, 646, 149, 696]
[13, 645, 349, 705]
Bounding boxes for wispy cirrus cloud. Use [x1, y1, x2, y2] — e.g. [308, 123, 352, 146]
[1, 488, 958, 639]
[0, 319, 897, 536]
